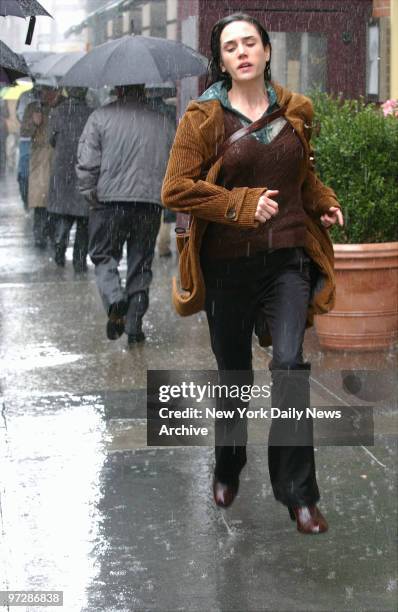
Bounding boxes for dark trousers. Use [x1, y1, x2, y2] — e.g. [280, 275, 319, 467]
[53, 213, 89, 269]
[33, 208, 49, 247]
[0, 130, 6, 176]
[203, 247, 320, 507]
[17, 139, 31, 210]
[89, 202, 161, 335]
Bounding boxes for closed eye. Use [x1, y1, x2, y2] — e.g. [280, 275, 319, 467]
[223, 38, 258, 51]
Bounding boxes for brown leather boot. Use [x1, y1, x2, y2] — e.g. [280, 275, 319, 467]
[289, 505, 329, 534]
[213, 479, 239, 508]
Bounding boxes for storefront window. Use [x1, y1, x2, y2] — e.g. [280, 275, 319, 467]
[366, 20, 380, 99]
[269, 32, 327, 93]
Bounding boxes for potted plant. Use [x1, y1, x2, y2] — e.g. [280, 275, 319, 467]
[309, 92, 398, 351]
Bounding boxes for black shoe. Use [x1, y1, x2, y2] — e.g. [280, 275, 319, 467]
[127, 331, 146, 346]
[106, 300, 128, 340]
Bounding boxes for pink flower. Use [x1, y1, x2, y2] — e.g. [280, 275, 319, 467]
[382, 99, 398, 117]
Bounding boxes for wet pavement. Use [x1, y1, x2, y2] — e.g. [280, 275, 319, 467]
[0, 172, 397, 612]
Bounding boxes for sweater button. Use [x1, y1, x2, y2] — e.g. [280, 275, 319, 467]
[226, 208, 236, 219]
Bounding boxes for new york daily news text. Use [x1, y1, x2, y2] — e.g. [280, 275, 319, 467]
[157, 383, 342, 420]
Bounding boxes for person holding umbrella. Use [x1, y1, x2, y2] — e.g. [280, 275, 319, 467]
[47, 87, 92, 272]
[162, 13, 344, 534]
[76, 84, 175, 345]
[0, 42, 26, 176]
[0, 98, 9, 176]
[23, 85, 61, 248]
[16, 87, 37, 209]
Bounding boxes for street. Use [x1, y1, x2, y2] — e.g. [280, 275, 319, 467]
[0, 172, 397, 612]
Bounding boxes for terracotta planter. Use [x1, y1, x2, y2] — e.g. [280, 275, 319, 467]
[315, 242, 398, 351]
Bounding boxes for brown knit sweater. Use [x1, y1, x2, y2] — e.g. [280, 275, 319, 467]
[201, 110, 308, 259]
[161, 83, 341, 345]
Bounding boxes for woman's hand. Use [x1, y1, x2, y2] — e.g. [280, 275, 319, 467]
[320, 206, 344, 229]
[255, 189, 279, 223]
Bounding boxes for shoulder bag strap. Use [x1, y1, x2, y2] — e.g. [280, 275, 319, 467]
[205, 104, 287, 170]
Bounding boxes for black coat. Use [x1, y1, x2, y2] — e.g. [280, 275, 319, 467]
[48, 98, 92, 217]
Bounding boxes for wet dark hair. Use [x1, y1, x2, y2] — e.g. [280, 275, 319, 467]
[205, 12, 272, 89]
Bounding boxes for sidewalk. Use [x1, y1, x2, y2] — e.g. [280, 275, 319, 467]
[0, 173, 396, 611]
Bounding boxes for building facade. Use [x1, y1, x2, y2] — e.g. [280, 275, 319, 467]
[180, 0, 374, 100]
[66, 0, 178, 47]
[64, 0, 396, 101]
[373, 0, 397, 99]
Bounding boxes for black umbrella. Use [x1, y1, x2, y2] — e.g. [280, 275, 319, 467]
[0, 0, 52, 44]
[31, 51, 85, 81]
[62, 35, 207, 88]
[20, 51, 56, 84]
[0, 0, 50, 16]
[17, 51, 55, 86]
[0, 40, 30, 84]
[23, 50, 54, 67]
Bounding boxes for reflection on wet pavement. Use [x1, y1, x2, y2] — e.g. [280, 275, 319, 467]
[0, 173, 397, 611]
[1, 397, 106, 611]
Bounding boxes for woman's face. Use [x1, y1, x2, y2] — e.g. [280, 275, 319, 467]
[41, 89, 60, 106]
[219, 20, 270, 84]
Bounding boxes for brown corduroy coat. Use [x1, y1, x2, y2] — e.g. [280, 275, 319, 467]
[161, 82, 341, 346]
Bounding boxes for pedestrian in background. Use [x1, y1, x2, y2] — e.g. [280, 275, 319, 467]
[25, 86, 61, 248]
[16, 88, 38, 210]
[48, 87, 92, 272]
[0, 98, 9, 177]
[162, 13, 344, 534]
[76, 84, 175, 346]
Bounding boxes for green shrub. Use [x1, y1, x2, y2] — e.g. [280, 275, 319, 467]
[309, 91, 398, 243]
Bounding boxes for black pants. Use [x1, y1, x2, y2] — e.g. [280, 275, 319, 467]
[33, 208, 49, 247]
[203, 247, 320, 507]
[18, 174, 29, 210]
[17, 139, 30, 210]
[0, 130, 6, 176]
[89, 202, 161, 335]
[53, 213, 89, 269]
